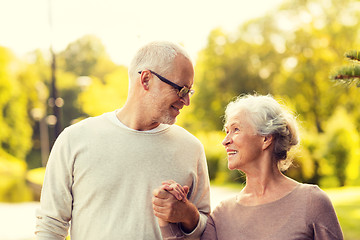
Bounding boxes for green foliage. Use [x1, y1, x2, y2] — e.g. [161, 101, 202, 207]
[331, 50, 360, 87]
[195, 131, 226, 180]
[289, 129, 322, 184]
[0, 47, 34, 160]
[189, 27, 273, 131]
[58, 35, 116, 77]
[55, 35, 120, 124]
[326, 187, 360, 240]
[22, 50, 51, 169]
[25, 35, 126, 169]
[26, 167, 46, 201]
[321, 108, 360, 186]
[183, 0, 360, 186]
[78, 66, 129, 117]
[185, 0, 360, 138]
[0, 150, 33, 202]
[1, 0, 360, 206]
[26, 167, 46, 186]
[55, 70, 83, 126]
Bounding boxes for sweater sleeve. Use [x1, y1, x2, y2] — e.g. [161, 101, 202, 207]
[181, 146, 211, 239]
[307, 186, 344, 240]
[200, 215, 218, 240]
[35, 128, 73, 239]
[160, 223, 186, 240]
[160, 215, 218, 240]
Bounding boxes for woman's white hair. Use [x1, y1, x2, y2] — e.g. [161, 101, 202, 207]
[128, 41, 192, 82]
[224, 94, 299, 171]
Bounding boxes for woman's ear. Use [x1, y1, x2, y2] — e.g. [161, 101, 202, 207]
[262, 135, 274, 150]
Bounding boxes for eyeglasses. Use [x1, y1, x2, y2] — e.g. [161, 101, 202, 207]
[138, 70, 194, 98]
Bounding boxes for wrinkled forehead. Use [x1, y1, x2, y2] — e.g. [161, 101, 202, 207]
[226, 106, 257, 124]
[224, 113, 249, 129]
[225, 107, 247, 123]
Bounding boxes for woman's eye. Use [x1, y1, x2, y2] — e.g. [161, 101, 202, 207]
[234, 128, 240, 132]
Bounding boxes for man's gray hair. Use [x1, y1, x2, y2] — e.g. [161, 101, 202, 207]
[224, 94, 300, 171]
[128, 41, 192, 81]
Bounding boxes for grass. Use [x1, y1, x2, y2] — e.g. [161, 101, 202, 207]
[325, 187, 360, 240]
[211, 182, 360, 240]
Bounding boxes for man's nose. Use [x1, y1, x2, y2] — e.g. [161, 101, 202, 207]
[181, 94, 190, 106]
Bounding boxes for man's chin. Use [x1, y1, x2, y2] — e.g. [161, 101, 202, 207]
[160, 115, 177, 125]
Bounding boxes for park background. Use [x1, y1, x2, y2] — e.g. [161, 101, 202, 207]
[1, 0, 360, 239]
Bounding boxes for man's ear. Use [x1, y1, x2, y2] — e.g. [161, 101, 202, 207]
[262, 135, 274, 150]
[140, 71, 151, 90]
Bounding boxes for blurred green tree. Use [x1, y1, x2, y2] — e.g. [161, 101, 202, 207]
[330, 50, 360, 87]
[186, 0, 360, 185]
[0, 47, 35, 160]
[56, 34, 120, 124]
[58, 35, 116, 77]
[321, 108, 360, 186]
[78, 66, 129, 117]
[25, 36, 120, 168]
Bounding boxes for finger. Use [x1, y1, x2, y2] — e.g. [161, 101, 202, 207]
[152, 196, 170, 209]
[162, 180, 177, 189]
[153, 183, 176, 196]
[181, 186, 189, 202]
[161, 182, 185, 201]
[153, 210, 169, 222]
[153, 188, 171, 199]
[183, 185, 189, 195]
[172, 183, 188, 199]
[172, 185, 188, 201]
[162, 180, 176, 185]
[168, 189, 183, 201]
[152, 198, 164, 210]
[167, 184, 183, 200]
[169, 182, 187, 197]
[152, 199, 172, 222]
[162, 184, 174, 192]
[170, 183, 184, 194]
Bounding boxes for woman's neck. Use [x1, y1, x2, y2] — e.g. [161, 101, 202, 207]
[238, 163, 298, 206]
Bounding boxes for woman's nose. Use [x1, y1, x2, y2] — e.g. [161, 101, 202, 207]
[222, 135, 232, 146]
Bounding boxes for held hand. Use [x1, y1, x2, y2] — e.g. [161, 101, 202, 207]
[152, 183, 190, 223]
[161, 180, 189, 202]
[152, 181, 199, 233]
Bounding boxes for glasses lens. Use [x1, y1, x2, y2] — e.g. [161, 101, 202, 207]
[179, 88, 194, 98]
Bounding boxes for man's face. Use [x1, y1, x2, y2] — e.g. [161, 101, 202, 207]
[147, 55, 194, 125]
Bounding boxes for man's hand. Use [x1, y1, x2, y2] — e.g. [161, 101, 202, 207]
[152, 181, 200, 233]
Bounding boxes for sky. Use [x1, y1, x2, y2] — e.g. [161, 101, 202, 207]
[0, 0, 284, 66]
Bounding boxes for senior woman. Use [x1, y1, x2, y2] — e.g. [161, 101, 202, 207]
[154, 94, 343, 240]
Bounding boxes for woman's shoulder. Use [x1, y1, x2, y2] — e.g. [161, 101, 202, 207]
[211, 195, 238, 216]
[296, 183, 336, 218]
[297, 183, 329, 200]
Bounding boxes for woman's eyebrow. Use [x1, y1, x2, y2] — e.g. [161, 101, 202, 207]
[225, 121, 241, 130]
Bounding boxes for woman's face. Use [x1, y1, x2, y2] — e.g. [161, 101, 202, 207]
[222, 112, 265, 170]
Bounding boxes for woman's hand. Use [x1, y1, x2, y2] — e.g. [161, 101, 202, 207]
[161, 180, 189, 202]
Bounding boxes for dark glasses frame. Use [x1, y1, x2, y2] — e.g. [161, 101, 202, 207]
[138, 70, 194, 98]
